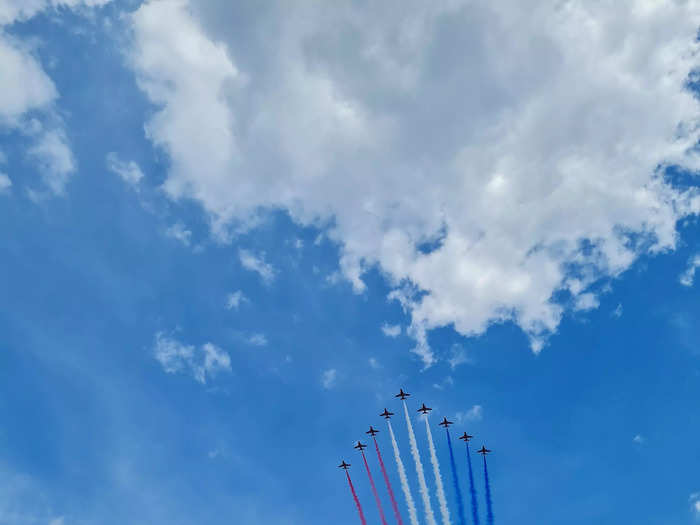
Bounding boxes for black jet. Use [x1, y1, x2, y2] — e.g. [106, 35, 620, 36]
[438, 417, 453, 427]
[477, 446, 491, 455]
[459, 432, 474, 442]
[395, 389, 410, 400]
[380, 408, 394, 419]
[338, 461, 351, 470]
[417, 403, 432, 414]
[366, 426, 379, 437]
[354, 441, 368, 451]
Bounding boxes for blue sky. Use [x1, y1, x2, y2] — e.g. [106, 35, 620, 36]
[1, 1, 700, 524]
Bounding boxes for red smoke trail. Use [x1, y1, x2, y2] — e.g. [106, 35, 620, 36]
[374, 436, 404, 525]
[361, 449, 389, 525]
[346, 470, 368, 525]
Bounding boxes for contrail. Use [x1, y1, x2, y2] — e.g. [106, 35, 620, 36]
[387, 420, 420, 525]
[373, 435, 404, 525]
[465, 442, 480, 525]
[445, 429, 466, 525]
[483, 455, 494, 525]
[361, 449, 389, 525]
[424, 416, 451, 525]
[346, 470, 368, 525]
[403, 401, 437, 525]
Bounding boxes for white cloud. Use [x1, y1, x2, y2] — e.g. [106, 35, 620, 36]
[680, 254, 700, 287]
[129, 0, 700, 365]
[247, 333, 267, 346]
[27, 127, 75, 195]
[448, 345, 473, 370]
[225, 290, 247, 310]
[368, 357, 381, 369]
[0, 1, 112, 196]
[165, 222, 192, 246]
[321, 368, 337, 389]
[632, 434, 645, 444]
[238, 249, 275, 284]
[574, 292, 600, 312]
[690, 493, 700, 518]
[153, 332, 231, 384]
[48, 517, 65, 525]
[612, 303, 623, 318]
[455, 405, 483, 423]
[0, 0, 112, 25]
[106, 152, 144, 188]
[0, 173, 11, 192]
[381, 323, 401, 338]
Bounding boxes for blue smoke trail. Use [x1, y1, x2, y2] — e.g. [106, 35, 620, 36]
[445, 429, 466, 525]
[483, 455, 494, 525]
[465, 442, 480, 525]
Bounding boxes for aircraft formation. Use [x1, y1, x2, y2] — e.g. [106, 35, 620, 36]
[338, 389, 495, 525]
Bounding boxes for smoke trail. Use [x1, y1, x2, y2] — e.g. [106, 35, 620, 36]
[403, 401, 438, 525]
[445, 429, 466, 525]
[373, 436, 404, 525]
[387, 420, 420, 525]
[361, 449, 389, 525]
[483, 455, 494, 525]
[346, 470, 368, 525]
[424, 416, 451, 525]
[465, 442, 480, 525]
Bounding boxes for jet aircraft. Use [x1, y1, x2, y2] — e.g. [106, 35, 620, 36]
[366, 426, 379, 436]
[354, 441, 367, 451]
[459, 432, 473, 442]
[380, 408, 394, 419]
[438, 417, 453, 427]
[477, 446, 491, 455]
[417, 403, 432, 414]
[395, 389, 410, 400]
[338, 461, 351, 470]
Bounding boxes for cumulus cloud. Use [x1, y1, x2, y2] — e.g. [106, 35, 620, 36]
[321, 368, 337, 389]
[129, 0, 700, 365]
[680, 254, 700, 287]
[106, 152, 144, 188]
[381, 323, 401, 338]
[225, 290, 247, 310]
[238, 249, 275, 284]
[153, 332, 231, 384]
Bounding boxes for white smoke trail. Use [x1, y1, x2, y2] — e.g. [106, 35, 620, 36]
[387, 419, 420, 525]
[424, 416, 451, 525]
[403, 401, 437, 525]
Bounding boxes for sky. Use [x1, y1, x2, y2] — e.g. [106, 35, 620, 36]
[1, 0, 700, 523]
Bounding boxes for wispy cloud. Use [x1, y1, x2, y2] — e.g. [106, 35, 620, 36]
[448, 345, 473, 370]
[321, 368, 337, 389]
[153, 332, 231, 384]
[455, 405, 483, 424]
[612, 303, 623, 318]
[239, 249, 275, 284]
[106, 152, 144, 188]
[247, 333, 268, 346]
[368, 357, 381, 369]
[574, 292, 599, 311]
[680, 255, 700, 287]
[165, 222, 192, 246]
[690, 493, 700, 519]
[632, 434, 645, 445]
[225, 290, 248, 310]
[381, 323, 401, 338]
[0, 173, 11, 193]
